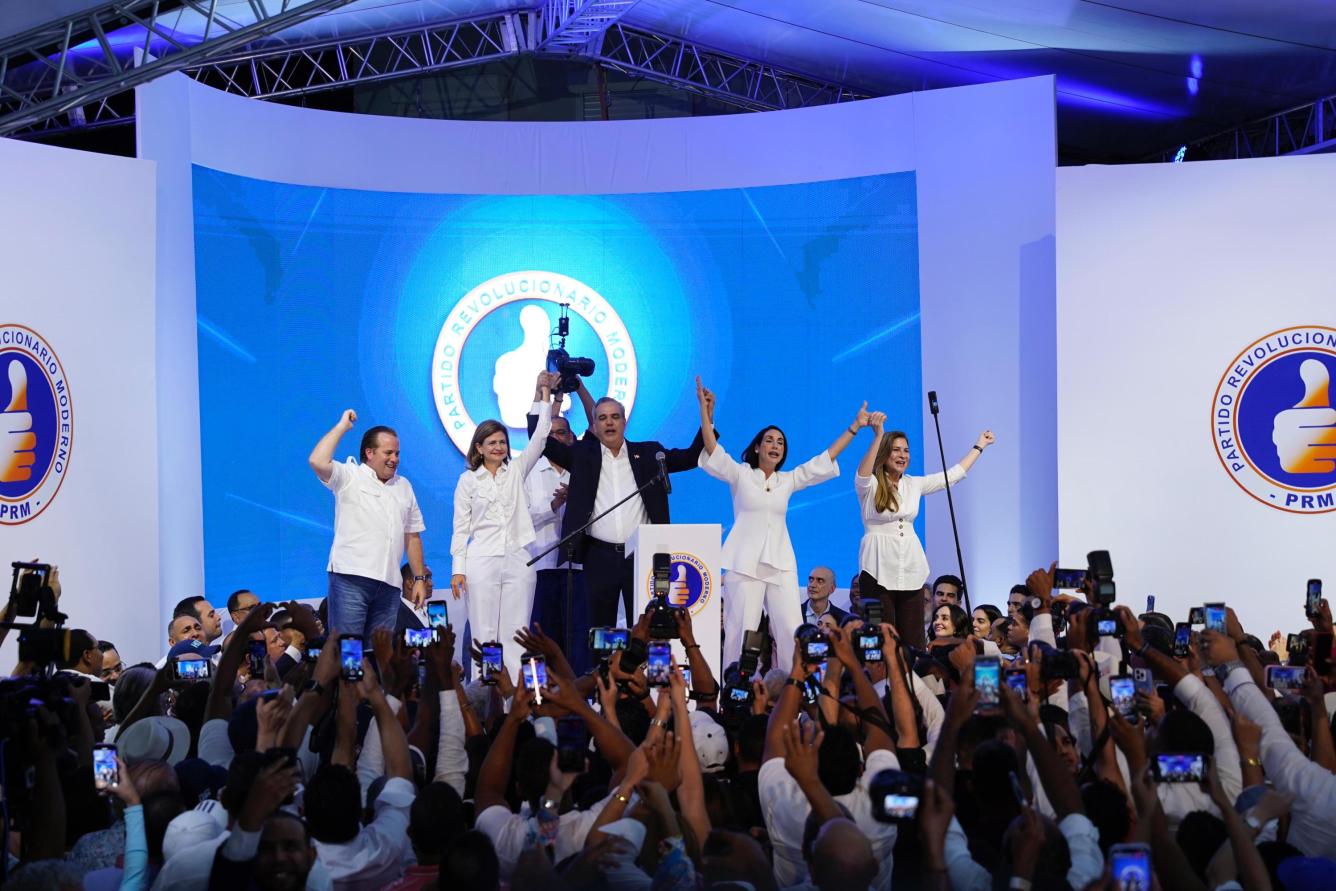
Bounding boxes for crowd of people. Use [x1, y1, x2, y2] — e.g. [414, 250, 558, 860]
[4, 557, 1335, 891]
[3, 372, 1334, 890]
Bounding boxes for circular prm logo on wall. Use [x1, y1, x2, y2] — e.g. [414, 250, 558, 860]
[0, 324, 72, 525]
[1212, 326, 1336, 514]
[645, 552, 713, 616]
[431, 271, 638, 456]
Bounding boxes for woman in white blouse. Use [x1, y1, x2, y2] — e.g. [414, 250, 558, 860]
[450, 371, 556, 677]
[855, 415, 994, 649]
[695, 377, 867, 669]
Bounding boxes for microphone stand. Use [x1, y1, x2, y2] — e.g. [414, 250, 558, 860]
[927, 391, 971, 614]
[528, 467, 668, 663]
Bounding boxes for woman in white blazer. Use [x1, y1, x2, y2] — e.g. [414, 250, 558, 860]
[450, 371, 556, 677]
[695, 377, 868, 670]
[854, 414, 994, 649]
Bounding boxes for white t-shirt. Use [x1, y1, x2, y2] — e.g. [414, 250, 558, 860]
[323, 459, 425, 589]
[759, 748, 900, 890]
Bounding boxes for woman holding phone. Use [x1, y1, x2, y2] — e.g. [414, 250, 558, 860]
[855, 415, 994, 649]
[694, 377, 867, 669]
[450, 372, 556, 677]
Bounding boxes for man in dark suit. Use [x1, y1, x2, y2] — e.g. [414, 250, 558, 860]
[395, 562, 431, 636]
[529, 394, 705, 628]
[799, 565, 851, 628]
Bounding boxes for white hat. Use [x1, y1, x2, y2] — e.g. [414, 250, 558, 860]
[689, 711, 729, 774]
[599, 817, 647, 854]
[118, 716, 191, 766]
[162, 808, 226, 862]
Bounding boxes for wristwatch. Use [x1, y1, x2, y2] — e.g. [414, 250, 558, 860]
[412, 575, 428, 582]
[303, 680, 326, 696]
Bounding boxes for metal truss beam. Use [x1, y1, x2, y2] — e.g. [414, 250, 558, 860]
[188, 11, 534, 99]
[537, 0, 636, 53]
[4, 5, 871, 136]
[0, 0, 360, 136]
[594, 24, 870, 112]
[1157, 92, 1336, 162]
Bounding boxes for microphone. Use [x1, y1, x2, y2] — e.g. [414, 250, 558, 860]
[655, 451, 671, 494]
[927, 390, 939, 416]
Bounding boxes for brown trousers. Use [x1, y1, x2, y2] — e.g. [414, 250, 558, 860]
[859, 570, 927, 650]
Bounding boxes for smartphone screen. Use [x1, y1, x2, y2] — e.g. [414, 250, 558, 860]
[1173, 623, 1191, 658]
[681, 667, 692, 688]
[522, 655, 547, 691]
[883, 794, 918, 819]
[606, 628, 629, 651]
[647, 641, 672, 687]
[247, 639, 266, 675]
[305, 637, 325, 664]
[857, 631, 883, 663]
[1110, 844, 1151, 891]
[1266, 665, 1306, 695]
[479, 643, 503, 684]
[974, 657, 1000, 708]
[589, 627, 609, 652]
[1307, 579, 1323, 618]
[340, 636, 364, 681]
[728, 684, 751, 703]
[1155, 753, 1205, 783]
[1188, 606, 1205, 627]
[1053, 568, 1084, 589]
[173, 658, 212, 682]
[93, 743, 118, 791]
[1204, 603, 1227, 633]
[404, 627, 436, 648]
[1004, 668, 1028, 701]
[426, 600, 448, 628]
[1110, 675, 1136, 719]
[1097, 617, 1118, 637]
[804, 639, 829, 662]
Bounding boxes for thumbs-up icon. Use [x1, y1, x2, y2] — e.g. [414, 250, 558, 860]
[668, 563, 691, 607]
[1271, 358, 1336, 474]
[1, 359, 38, 483]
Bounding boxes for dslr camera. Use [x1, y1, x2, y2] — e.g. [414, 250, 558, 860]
[546, 304, 595, 393]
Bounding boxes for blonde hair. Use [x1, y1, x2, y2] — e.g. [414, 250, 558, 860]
[872, 431, 909, 513]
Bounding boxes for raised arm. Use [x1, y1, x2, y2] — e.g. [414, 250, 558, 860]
[475, 687, 531, 813]
[954, 430, 995, 474]
[856, 411, 887, 478]
[308, 410, 356, 483]
[360, 666, 411, 780]
[829, 625, 895, 754]
[695, 376, 718, 455]
[826, 401, 871, 461]
[882, 624, 921, 749]
[517, 372, 556, 477]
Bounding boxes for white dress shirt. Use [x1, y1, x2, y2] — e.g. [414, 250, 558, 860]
[698, 445, 838, 580]
[1223, 665, 1336, 858]
[323, 460, 426, 589]
[855, 465, 965, 590]
[759, 748, 899, 890]
[449, 408, 552, 577]
[476, 794, 613, 878]
[311, 776, 414, 891]
[944, 812, 1103, 891]
[524, 457, 580, 571]
[589, 441, 649, 544]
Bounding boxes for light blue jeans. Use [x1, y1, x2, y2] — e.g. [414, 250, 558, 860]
[327, 572, 399, 640]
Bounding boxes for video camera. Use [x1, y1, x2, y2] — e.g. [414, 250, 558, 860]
[4, 562, 69, 668]
[546, 304, 595, 394]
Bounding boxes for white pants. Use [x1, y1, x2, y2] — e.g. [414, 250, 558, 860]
[723, 569, 803, 674]
[465, 550, 537, 680]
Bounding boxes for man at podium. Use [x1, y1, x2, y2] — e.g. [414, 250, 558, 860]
[529, 394, 706, 627]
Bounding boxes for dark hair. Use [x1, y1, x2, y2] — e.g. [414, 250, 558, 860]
[172, 595, 207, 619]
[359, 425, 397, 462]
[97, 640, 118, 653]
[932, 575, 963, 594]
[439, 830, 500, 891]
[616, 698, 652, 745]
[305, 764, 362, 843]
[1081, 780, 1131, 856]
[515, 739, 555, 809]
[931, 603, 970, 639]
[816, 725, 862, 796]
[409, 782, 467, 860]
[974, 604, 1003, 626]
[171, 681, 212, 755]
[226, 589, 254, 613]
[264, 810, 311, 844]
[742, 425, 788, 471]
[466, 420, 509, 471]
[1156, 709, 1214, 756]
[1009, 584, 1031, 598]
[221, 752, 266, 814]
[58, 629, 98, 670]
[113, 664, 159, 723]
[737, 714, 768, 766]
[142, 790, 186, 863]
[1177, 811, 1227, 881]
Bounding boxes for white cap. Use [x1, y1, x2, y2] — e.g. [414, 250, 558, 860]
[689, 710, 729, 774]
[162, 808, 225, 862]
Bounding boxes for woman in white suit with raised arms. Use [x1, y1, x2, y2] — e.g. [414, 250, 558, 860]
[450, 371, 556, 677]
[695, 376, 871, 669]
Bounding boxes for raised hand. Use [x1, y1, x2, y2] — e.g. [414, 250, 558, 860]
[237, 760, 302, 832]
[339, 409, 357, 430]
[695, 376, 716, 420]
[781, 719, 823, 785]
[853, 401, 871, 430]
[975, 430, 996, 450]
[644, 733, 682, 791]
[1025, 563, 1055, 608]
[869, 411, 887, 436]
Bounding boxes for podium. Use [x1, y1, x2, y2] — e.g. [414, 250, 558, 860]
[628, 524, 722, 683]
